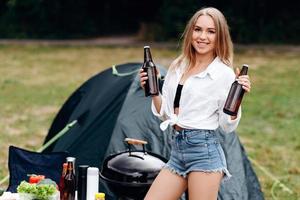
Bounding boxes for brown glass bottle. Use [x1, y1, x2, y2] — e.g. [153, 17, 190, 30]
[62, 161, 76, 200]
[59, 163, 68, 200]
[142, 46, 159, 97]
[223, 64, 249, 116]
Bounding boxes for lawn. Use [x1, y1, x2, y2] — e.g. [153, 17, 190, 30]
[0, 44, 299, 199]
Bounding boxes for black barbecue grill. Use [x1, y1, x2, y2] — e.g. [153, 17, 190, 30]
[99, 138, 167, 200]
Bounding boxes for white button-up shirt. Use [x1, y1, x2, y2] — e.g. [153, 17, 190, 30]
[152, 57, 241, 133]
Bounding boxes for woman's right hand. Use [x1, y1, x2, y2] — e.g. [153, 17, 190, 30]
[139, 68, 148, 90]
[140, 67, 162, 113]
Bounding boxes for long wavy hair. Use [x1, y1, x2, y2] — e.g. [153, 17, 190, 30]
[172, 7, 233, 70]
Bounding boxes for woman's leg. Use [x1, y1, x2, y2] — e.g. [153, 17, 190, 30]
[144, 168, 187, 200]
[187, 171, 223, 200]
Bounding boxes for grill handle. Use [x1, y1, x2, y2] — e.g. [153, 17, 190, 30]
[124, 138, 148, 155]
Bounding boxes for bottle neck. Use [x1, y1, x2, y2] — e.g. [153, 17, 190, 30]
[66, 162, 74, 174]
[144, 48, 153, 62]
[239, 65, 248, 75]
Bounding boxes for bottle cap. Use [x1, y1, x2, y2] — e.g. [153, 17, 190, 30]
[87, 167, 99, 176]
[95, 193, 105, 198]
[66, 157, 76, 162]
[144, 45, 150, 49]
[242, 64, 249, 68]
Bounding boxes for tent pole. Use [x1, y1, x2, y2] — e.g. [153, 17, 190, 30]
[37, 120, 77, 152]
[248, 156, 294, 195]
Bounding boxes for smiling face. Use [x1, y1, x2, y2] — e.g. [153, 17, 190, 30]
[179, 7, 233, 69]
[191, 15, 217, 59]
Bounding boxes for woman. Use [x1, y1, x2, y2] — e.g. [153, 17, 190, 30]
[140, 7, 251, 200]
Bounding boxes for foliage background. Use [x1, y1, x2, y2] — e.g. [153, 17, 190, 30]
[0, 0, 299, 43]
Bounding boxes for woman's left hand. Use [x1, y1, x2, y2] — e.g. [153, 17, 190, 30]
[235, 68, 251, 93]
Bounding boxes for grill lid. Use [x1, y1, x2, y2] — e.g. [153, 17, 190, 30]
[100, 138, 166, 184]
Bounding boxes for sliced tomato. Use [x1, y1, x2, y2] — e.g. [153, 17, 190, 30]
[29, 175, 45, 184]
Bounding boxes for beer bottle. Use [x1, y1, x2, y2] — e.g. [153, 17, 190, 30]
[62, 161, 76, 200]
[142, 46, 159, 97]
[223, 64, 249, 116]
[59, 163, 68, 200]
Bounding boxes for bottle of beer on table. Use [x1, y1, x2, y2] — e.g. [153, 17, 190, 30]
[223, 64, 249, 116]
[59, 163, 68, 200]
[142, 46, 159, 97]
[62, 160, 76, 200]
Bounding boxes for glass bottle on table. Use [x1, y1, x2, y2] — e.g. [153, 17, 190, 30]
[59, 163, 68, 200]
[223, 64, 249, 116]
[62, 161, 76, 200]
[142, 46, 159, 97]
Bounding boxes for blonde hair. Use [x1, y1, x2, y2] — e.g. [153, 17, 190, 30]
[172, 7, 233, 70]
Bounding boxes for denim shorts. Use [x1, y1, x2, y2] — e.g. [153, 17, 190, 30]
[164, 129, 231, 181]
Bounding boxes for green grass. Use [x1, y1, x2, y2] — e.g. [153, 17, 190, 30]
[0, 44, 299, 199]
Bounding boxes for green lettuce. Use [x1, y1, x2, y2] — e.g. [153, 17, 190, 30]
[17, 181, 57, 200]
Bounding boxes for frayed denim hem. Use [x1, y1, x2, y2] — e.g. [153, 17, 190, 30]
[220, 168, 232, 182]
[187, 167, 232, 183]
[164, 165, 232, 182]
[164, 164, 188, 178]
